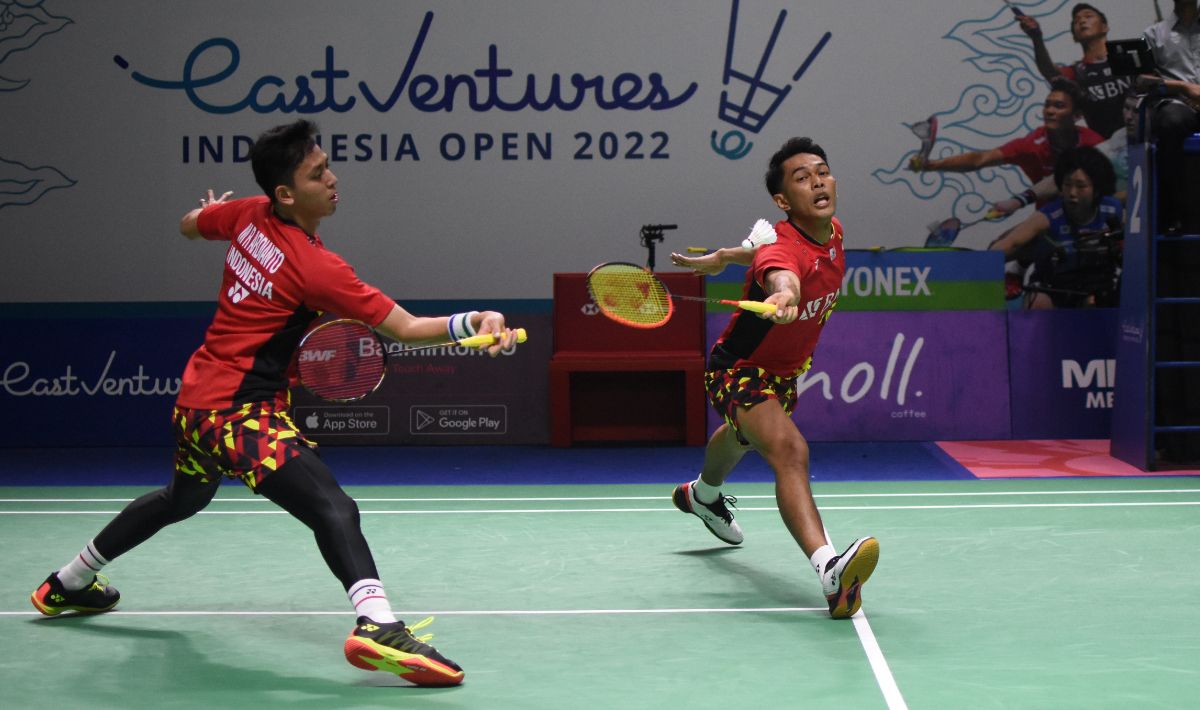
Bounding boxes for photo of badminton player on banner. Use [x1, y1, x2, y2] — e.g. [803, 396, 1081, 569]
[669, 136, 879, 620]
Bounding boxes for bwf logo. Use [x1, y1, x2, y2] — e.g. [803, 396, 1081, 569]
[298, 349, 336, 363]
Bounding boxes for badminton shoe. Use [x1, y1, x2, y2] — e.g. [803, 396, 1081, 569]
[30, 572, 120, 616]
[345, 616, 464, 686]
[821, 537, 880, 619]
[672, 481, 743, 545]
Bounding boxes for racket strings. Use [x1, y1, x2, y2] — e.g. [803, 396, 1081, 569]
[297, 322, 385, 401]
[587, 264, 672, 327]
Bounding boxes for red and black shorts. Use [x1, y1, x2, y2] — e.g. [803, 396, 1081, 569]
[704, 367, 799, 445]
[173, 399, 316, 492]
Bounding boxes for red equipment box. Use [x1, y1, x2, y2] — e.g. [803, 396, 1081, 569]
[549, 272, 707, 446]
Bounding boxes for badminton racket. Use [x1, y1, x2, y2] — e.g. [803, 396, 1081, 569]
[1001, 0, 1026, 17]
[296, 318, 527, 402]
[924, 210, 1003, 247]
[906, 115, 938, 170]
[586, 262, 775, 329]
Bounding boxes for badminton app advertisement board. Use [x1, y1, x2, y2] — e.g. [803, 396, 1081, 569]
[1007, 308, 1117, 439]
[1, 1, 1152, 309]
[705, 310, 1012, 441]
[291, 311, 553, 445]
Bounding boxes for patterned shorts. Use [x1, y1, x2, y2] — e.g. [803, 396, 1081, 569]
[704, 367, 799, 444]
[173, 399, 316, 492]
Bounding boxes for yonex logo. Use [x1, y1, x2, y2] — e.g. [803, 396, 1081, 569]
[50, 593, 65, 603]
[581, 302, 600, 316]
[227, 281, 250, 304]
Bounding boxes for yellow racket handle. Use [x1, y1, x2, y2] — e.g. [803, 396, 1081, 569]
[686, 247, 708, 253]
[732, 300, 777, 315]
[457, 328, 528, 348]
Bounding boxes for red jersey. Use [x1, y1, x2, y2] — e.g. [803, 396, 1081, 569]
[712, 217, 845, 378]
[177, 196, 395, 410]
[997, 125, 1105, 183]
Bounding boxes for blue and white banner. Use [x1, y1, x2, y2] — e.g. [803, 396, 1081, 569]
[2, 1, 1153, 306]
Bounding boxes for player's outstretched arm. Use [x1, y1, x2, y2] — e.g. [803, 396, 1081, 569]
[761, 268, 802, 324]
[180, 189, 234, 240]
[988, 211, 1052, 258]
[375, 305, 518, 357]
[911, 148, 1004, 173]
[670, 247, 752, 275]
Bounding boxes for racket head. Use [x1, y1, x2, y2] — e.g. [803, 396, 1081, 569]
[295, 319, 386, 402]
[585, 261, 674, 329]
[924, 217, 962, 247]
[908, 115, 938, 162]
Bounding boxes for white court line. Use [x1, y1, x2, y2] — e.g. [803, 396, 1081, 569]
[4, 500, 1200, 515]
[854, 611, 907, 710]
[822, 528, 906, 710]
[4, 488, 1200, 504]
[0, 606, 823, 617]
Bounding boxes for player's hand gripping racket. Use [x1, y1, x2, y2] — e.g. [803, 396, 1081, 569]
[586, 262, 776, 329]
[296, 319, 527, 401]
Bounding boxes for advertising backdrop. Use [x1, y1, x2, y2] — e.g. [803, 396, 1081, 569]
[2, 0, 1152, 305]
[705, 310, 1013, 441]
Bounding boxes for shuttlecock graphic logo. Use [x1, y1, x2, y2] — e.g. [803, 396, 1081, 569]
[711, 0, 832, 161]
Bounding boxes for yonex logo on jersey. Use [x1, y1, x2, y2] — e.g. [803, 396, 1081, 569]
[227, 282, 250, 303]
[581, 302, 600, 316]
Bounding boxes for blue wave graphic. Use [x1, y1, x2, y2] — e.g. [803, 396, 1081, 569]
[0, 157, 76, 210]
[0, 0, 75, 210]
[872, 0, 1073, 221]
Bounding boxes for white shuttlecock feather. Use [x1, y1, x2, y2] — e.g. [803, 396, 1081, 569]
[741, 219, 778, 250]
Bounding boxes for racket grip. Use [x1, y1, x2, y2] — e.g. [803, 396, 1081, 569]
[457, 328, 528, 348]
[737, 301, 777, 315]
[686, 247, 708, 253]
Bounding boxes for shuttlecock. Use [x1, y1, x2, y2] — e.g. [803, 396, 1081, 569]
[742, 219, 778, 250]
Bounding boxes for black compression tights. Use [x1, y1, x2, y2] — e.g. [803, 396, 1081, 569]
[92, 447, 378, 591]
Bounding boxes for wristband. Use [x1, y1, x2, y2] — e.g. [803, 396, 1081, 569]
[1015, 188, 1038, 208]
[448, 311, 479, 341]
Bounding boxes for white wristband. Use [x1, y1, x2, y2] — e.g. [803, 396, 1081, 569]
[448, 311, 480, 341]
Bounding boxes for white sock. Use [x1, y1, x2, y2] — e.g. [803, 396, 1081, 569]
[691, 478, 721, 504]
[57, 540, 109, 591]
[809, 545, 836, 576]
[348, 579, 397, 623]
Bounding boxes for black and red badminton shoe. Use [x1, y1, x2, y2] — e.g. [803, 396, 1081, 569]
[345, 616, 464, 686]
[30, 572, 120, 616]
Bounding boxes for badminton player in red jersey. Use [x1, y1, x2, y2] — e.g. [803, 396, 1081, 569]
[30, 120, 520, 686]
[669, 137, 878, 619]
